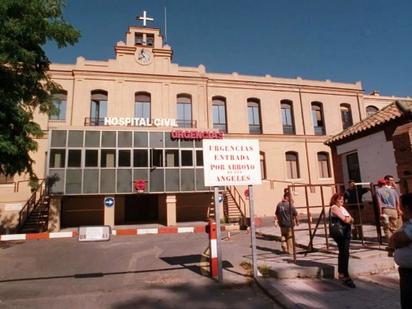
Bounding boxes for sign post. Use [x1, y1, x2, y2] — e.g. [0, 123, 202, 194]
[214, 186, 223, 282]
[248, 185, 258, 279]
[203, 139, 261, 281]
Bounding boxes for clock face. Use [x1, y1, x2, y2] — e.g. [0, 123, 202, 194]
[136, 48, 152, 65]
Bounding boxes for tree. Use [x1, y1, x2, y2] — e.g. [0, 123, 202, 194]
[0, 0, 80, 188]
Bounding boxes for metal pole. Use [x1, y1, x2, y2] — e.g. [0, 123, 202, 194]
[214, 186, 223, 282]
[248, 185, 258, 279]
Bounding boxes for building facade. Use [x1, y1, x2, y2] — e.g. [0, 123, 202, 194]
[1, 23, 407, 232]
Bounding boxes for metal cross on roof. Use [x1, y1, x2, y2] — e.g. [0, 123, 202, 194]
[137, 10, 154, 27]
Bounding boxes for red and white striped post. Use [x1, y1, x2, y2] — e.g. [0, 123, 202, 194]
[208, 219, 219, 279]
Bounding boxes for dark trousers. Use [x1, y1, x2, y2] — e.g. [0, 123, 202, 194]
[399, 267, 412, 309]
[335, 237, 351, 277]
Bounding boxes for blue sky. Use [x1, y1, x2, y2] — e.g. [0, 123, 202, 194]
[45, 0, 412, 97]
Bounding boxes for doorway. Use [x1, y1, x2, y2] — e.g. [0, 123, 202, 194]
[125, 194, 159, 223]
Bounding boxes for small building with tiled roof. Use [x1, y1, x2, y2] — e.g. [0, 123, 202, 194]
[325, 100, 412, 185]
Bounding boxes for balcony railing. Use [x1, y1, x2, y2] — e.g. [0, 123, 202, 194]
[314, 126, 326, 136]
[249, 125, 262, 134]
[176, 119, 197, 128]
[85, 117, 105, 126]
[213, 123, 227, 133]
[283, 125, 295, 135]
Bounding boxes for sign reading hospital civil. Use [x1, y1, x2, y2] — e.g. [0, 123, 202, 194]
[203, 139, 262, 186]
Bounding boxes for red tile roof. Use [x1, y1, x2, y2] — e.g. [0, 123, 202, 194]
[325, 100, 412, 145]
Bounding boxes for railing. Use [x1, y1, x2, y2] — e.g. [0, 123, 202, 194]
[314, 126, 326, 136]
[176, 119, 197, 128]
[248, 125, 262, 134]
[18, 179, 45, 229]
[282, 125, 295, 135]
[84, 117, 105, 126]
[213, 124, 227, 133]
[226, 186, 247, 223]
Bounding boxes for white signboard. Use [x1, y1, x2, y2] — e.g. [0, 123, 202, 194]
[203, 139, 262, 186]
[78, 226, 111, 242]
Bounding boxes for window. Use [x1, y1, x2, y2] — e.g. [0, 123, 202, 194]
[165, 150, 179, 167]
[135, 92, 151, 119]
[85, 150, 98, 167]
[196, 150, 203, 166]
[68, 150, 81, 167]
[212, 96, 227, 133]
[101, 149, 116, 167]
[151, 149, 163, 167]
[286, 152, 300, 179]
[260, 151, 266, 180]
[281, 100, 295, 134]
[118, 150, 131, 167]
[247, 98, 262, 134]
[311, 102, 325, 135]
[177, 94, 192, 128]
[340, 104, 353, 130]
[317, 152, 331, 178]
[366, 105, 379, 117]
[90, 90, 108, 126]
[50, 91, 67, 120]
[181, 150, 193, 166]
[133, 149, 148, 167]
[50, 149, 65, 168]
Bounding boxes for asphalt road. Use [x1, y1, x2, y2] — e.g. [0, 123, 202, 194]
[0, 232, 280, 308]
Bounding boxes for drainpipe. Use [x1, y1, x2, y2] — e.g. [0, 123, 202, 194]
[299, 89, 312, 185]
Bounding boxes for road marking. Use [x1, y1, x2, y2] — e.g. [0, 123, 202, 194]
[178, 227, 194, 233]
[1, 234, 26, 241]
[49, 232, 73, 238]
[137, 228, 158, 235]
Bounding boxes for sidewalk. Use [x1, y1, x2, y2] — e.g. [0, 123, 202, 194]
[253, 218, 401, 309]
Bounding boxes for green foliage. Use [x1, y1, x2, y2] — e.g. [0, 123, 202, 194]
[0, 0, 79, 186]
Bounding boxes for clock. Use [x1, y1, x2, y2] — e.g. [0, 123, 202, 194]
[136, 48, 152, 65]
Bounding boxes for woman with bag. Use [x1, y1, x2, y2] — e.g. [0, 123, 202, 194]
[329, 193, 356, 288]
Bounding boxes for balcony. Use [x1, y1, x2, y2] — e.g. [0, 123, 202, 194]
[84, 118, 105, 126]
[314, 126, 326, 136]
[176, 119, 197, 128]
[213, 124, 227, 133]
[282, 125, 295, 135]
[249, 125, 262, 134]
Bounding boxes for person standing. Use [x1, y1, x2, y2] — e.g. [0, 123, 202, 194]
[329, 193, 356, 288]
[275, 192, 299, 255]
[376, 177, 401, 247]
[389, 193, 412, 309]
[344, 180, 369, 239]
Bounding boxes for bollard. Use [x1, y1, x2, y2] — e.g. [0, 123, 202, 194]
[208, 219, 218, 278]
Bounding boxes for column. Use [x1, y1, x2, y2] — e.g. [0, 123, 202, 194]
[48, 197, 62, 232]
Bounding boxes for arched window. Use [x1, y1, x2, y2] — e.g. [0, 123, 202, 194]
[212, 96, 227, 133]
[340, 103, 353, 129]
[286, 151, 300, 179]
[177, 94, 192, 128]
[260, 151, 266, 180]
[281, 100, 295, 135]
[366, 105, 379, 117]
[135, 92, 151, 119]
[311, 102, 325, 135]
[317, 152, 331, 178]
[247, 98, 262, 134]
[50, 90, 67, 121]
[90, 90, 108, 126]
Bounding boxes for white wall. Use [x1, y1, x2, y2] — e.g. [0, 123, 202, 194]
[336, 131, 398, 184]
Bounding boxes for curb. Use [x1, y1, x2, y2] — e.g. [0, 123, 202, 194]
[0, 225, 229, 242]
